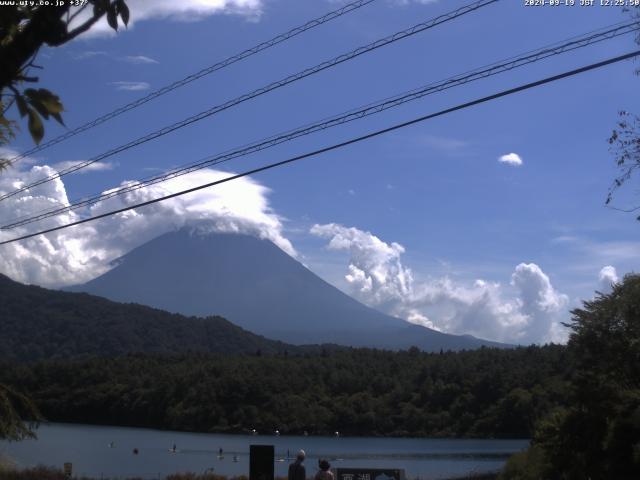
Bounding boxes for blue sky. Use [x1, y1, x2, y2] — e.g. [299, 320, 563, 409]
[1, 0, 638, 343]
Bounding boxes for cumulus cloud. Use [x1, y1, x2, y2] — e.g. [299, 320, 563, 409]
[0, 156, 293, 288]
[311, 223, 569, 344]
[598, 265, 619, 294]
[110, 81, 150, 91]
[498, 153, 523, 166]
[69, 0, 264, 37]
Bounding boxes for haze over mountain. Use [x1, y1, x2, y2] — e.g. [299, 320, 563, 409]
[69, 228, 506, 351]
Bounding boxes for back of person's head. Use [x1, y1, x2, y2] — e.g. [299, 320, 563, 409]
[319, 459, 330, 471]
[297, 449, 306, 461]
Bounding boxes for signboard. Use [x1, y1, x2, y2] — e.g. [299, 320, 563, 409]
[335, 468, 404, 480]
[250, 444, 274, 480]
[63, 463, 72, 478]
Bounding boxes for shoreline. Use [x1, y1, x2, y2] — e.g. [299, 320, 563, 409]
[24, 421, 531, 443]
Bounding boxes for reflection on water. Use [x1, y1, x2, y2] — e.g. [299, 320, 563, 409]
[0, 423, 529, 480]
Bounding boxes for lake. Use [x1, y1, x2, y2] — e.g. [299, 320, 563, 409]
[0, 424, 528, 480]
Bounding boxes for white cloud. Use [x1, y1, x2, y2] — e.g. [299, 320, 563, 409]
[52, 161, 115, 173]
[73, 50, 108, 60]
[0, 153, 294, 288]
[110, 81, 150, 91]
[598, 265, 619, 294]
[74, 51, 159, 64]
[311, 223, 569, 344]
[498, 153, 523, 166]
[69, 0, 264, 37]
[123, 55, 159, 64]
[419, 135, 468, 151]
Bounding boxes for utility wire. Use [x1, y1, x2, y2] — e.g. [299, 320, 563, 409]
[2, 0, 378, 167]
[0, 0, 499, 203]
[2, 20, 637, 230]
[1, 49, 637, 246]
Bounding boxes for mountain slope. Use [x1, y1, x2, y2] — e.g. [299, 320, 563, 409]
[0, 274, 299, 362]
[69, 229, 507, 351]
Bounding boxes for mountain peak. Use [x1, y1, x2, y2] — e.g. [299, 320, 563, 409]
[69, 230, 506, 351]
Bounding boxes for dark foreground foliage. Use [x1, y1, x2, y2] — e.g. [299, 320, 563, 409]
[500, 275, 640, 480]
[0, 467, 491, 480]
[0, 344, 567, 438]
[0, 467, 252, 480]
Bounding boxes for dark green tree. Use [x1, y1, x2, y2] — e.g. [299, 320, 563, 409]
[606, 6, 640, 216]
[0, 383, 41, 441]
[502, 275, 640, 479]
[0, 0, 130, 166]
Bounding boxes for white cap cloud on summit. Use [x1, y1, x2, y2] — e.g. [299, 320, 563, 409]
[0, 155, 293, 288]
[311, 223, 569, 344]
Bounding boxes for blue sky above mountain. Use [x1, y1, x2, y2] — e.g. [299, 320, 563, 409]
[0, 0, 638, 344]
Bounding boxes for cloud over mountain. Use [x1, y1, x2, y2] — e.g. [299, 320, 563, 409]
[0, 156, 292, 288]
[311, 223, 568, 344]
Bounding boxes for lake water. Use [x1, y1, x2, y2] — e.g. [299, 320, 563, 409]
[0, 424, 528, 480]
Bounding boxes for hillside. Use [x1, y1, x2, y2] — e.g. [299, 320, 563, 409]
[0, 274, 299, 362]
[69, 228, 507, 351]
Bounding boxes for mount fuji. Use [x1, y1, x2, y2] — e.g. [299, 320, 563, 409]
[68, 228, 506, 351]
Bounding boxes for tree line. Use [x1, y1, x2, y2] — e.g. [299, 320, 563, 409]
[0, 344, 569, 439]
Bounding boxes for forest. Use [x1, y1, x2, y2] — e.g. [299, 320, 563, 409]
[1, 276, 639, 478]
[0, 273, 305, 361]
[1, 345, 568, 439]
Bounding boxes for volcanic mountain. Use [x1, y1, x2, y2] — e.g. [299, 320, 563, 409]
[69, 228, 506, 351]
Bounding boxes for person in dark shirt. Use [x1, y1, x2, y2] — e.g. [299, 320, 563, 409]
[315, 459, 334, 480]
[288, 449, 306, 480]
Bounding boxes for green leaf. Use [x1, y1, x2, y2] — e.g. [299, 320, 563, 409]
[107, 4, 118, 30]
[25, 88, 64, 114]
[117, 0, 130, 27]
[27, 99, 50, 120]
[51, 112, 65, 127]
[15, 95, 29, 118]
[27, 108, 44, 145]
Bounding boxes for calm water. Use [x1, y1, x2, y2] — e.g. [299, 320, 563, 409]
[0, 424, 528, 480]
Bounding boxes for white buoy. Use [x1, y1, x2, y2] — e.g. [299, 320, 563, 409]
[251, 429, 257, 435]
[334, 431, 340, 437]
[275, 429, 280, 436]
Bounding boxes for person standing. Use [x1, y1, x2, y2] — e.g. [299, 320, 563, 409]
[288, 450, 306, 480]
[315, 459, 334, 480]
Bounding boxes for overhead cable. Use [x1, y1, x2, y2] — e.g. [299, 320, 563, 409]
[2, 20, 637, 230]
[0, 0, 499, 203]
[2, 0, 379, 167]
[1, 49, 637, 246]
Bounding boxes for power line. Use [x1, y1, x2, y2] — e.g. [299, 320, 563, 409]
[0, 0, 499, 203]
[2, 49, 637, 246]
[3, 0, 378, 168]
[3, 20, 637, 230]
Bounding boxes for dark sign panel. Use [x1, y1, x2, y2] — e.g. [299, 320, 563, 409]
[335, 468, 404, 480]
[250, 444, 274, 480]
